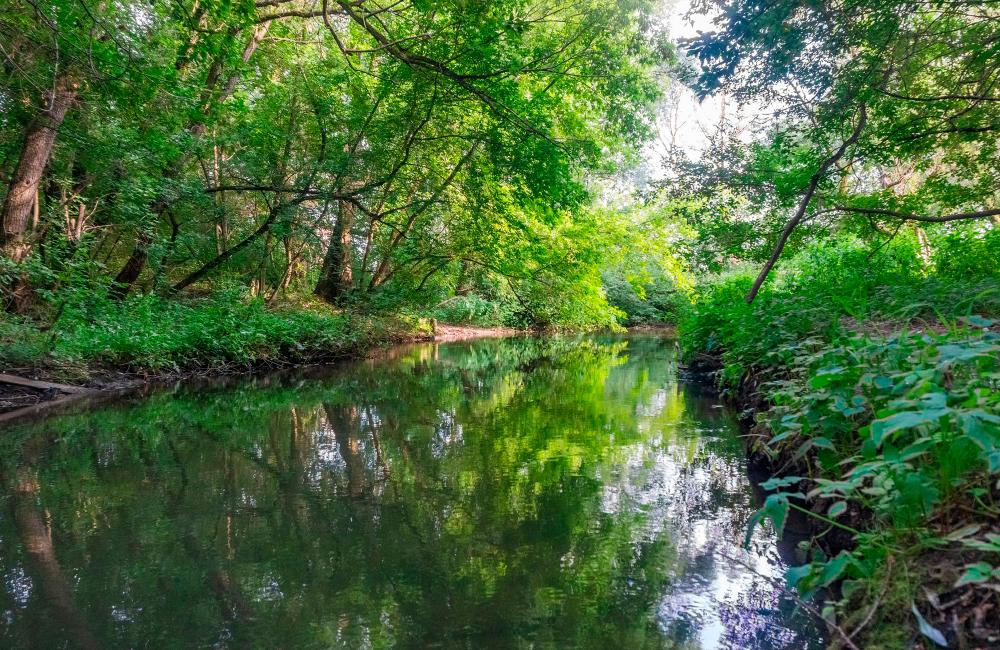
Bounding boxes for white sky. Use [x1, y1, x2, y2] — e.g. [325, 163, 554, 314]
[654, 0, 721, 156]
[639, 0, 768, 181]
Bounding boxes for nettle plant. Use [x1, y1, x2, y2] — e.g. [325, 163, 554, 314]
[746, 322, 1000, 605]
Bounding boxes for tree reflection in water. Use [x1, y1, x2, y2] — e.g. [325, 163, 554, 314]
[0, 335, 823, 648]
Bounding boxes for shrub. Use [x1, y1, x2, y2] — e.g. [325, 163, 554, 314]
[682, 235, 1000, 643]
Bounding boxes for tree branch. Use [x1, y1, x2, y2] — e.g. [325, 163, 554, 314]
[746, 105, 868, 303]
[832, 205, 1000, 223]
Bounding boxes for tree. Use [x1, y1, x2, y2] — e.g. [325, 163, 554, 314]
[679, 0, 1000, 301]
[1, 0, 668, 326]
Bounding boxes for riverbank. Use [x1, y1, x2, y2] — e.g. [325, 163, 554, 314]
[0, 301, 543, 418]
[1, 293, 418, 416]
[681, 256, 1000, 648]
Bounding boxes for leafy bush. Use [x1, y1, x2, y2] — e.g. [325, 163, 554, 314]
[0, 313, 48, 367]
[772, 236, 924, 314]
[681, 238, 1000, 391]
[602, 271, 687, 325]
[933, 226, 1000, 282]
[742, 325, 1000, 645]
[682, 236, 1000, 642]
[431, 294, 518, 327]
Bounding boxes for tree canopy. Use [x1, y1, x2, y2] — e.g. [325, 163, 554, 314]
[1, 0, 673, 325]
[677, 0, 1000, 299]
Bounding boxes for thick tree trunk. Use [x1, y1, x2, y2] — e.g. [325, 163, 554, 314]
[314, 201, 354, 303]
[1, 74, 77, 262]
[110, 230, 152, 298]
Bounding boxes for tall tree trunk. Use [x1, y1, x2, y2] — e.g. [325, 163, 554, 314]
[314, 201, 354, 303]
[1, 74, 77, 262]
[213, 141, 228, 254]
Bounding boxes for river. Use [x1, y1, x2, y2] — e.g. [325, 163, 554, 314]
[0, 334, 824, 648]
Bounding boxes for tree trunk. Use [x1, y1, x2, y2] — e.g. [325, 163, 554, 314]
[110, 230, 152, 298]
[213, 142, 228, 254]
[1, 74, 77, 262]
[314, 201, 354, 303]
[912, 224, 933, 266]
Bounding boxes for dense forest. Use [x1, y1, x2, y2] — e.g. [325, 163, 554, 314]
[0, 0, 674, 363]
[2, 0, 1000, 647]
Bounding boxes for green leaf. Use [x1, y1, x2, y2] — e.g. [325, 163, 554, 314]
[760, 476, 803, 491]
[955, 562, 995, 587]
[919, 393, 947, 409]
[965, 315, 995, 328]
[873, 375, 893, 390]
[745, 492, 797, 547]
[827, 501, 847, 518]
[962, 535, 1000, 553]
[870, 409, 950, 446]
[785, 564, 813, 590]
[810, 366, 846, 388]
[818, 551, 851, 587]
[945, 524, 981, 541]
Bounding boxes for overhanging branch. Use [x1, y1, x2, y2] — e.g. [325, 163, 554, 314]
[746, 104, 868, 303]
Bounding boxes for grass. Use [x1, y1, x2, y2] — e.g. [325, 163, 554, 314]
[0, 289, 429, 379]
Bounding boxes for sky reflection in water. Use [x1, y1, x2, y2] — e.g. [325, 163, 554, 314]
[0, 335, 823, 648]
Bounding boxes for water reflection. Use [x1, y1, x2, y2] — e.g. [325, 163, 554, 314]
[0, 335, 823, 648]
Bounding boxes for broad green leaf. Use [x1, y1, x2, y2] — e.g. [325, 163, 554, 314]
[870, 409, 950, 446]
[818, 552, 851, 587]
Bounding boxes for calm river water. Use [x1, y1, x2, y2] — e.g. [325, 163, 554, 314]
[0, 334, 823, 648]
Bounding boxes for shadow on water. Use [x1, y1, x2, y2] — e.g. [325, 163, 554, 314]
[0, 334, 825, 648]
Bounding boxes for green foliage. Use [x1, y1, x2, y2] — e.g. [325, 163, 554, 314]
[4, 291, 419, 373]
[932, 225, 1000, 282]
[602, 271, 685, 326]
[0, 313, 48, 367]
[2, 0, 670, 335]
[683, 235, 1000, 641]
[432, 294, 518, 328]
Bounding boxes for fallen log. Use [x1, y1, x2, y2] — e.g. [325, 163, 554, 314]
[0, 374, 89, 394]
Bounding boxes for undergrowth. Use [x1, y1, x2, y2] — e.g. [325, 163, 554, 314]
[680, 238, 1000, 647]
[0, 288, 427, 377]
